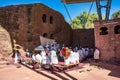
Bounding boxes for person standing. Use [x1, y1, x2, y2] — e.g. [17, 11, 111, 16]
[25, 49, 31, 57]
[77, 48, 84, 62]
[12, 50, 22, 63]
[94, 47, 100, 62]
[50, 48, 58, 65]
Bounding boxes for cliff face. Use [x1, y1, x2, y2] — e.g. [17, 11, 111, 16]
[0, 3, 72, 51]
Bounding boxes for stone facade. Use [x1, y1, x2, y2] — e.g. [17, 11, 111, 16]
[0, 3, 95, 57]
[94, 18, 120, 61]
[0, 3, 72, 51]
[72, 29, 95, 48]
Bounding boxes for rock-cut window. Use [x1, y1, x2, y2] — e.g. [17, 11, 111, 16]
[42, 14, 47, 23]
[114, 25, 120, 34]
[50, 34, 54, 39]
[50, 16, 53, 24]
[100, 27, 108, 35]
[43, 33, 47, 37]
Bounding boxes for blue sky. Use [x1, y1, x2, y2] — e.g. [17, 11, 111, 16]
[0, 0, 120, 23]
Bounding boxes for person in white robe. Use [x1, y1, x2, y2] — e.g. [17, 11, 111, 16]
[82, 48, 86, 57]
[35, 53, 42, 63]
[32, 53, 36, 61]
[94, 48, 100, 61]
[14, 52, 18, 63]
[45, 54, 51, 65]
[64, 56, 70, 65]
[32, 51, 42, 69]
[74, 51, 79, 63]
[25, 49, 31, 57]
[50, 49, 58, 65]
[84, 48, 89, 58]
[77, 49, 84, 62]
[41, 50, 47, 64]
[13, 50, 22, 63]
[69, 51, 76, 64]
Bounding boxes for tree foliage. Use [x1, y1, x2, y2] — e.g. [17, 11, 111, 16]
[111, 10, 120, 19]
[70, 11, 99, 29]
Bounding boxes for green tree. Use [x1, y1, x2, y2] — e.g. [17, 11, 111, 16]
[70, 11, 99, 29]
[111, 10, 120, 19]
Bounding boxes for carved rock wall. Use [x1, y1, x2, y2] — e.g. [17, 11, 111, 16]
[0, 3, 95, 56]
[94, 18, 120, 61]
[0, 3, 72, 51]
[72, 29, 95, 48]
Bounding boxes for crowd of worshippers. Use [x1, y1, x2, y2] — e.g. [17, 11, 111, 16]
[11, 42, 100, 69]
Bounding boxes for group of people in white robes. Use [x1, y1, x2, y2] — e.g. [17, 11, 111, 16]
[63, 46, 99, 65]
[30, 41, 100, 67]
[60, 48, 80, 65]
[32, 48, 58, 66]
[65, 51, 80, 65]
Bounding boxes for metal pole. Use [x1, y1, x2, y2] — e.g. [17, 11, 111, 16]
[96, 0, 102, 20]
[62, 0, 72, 22]
[105, 0, 112, 20]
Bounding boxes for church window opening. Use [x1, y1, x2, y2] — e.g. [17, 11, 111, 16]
[114, 25, 120, 34]
[42, 14, 47, 23]
[50, 16, 53, 24]
[43, 33, 47, 37]
[100, 27, 108, 35]
[50, 34, 54, 39]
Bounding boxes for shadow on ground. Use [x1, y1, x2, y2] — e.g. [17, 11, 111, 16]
[21, 63, 79, 80]
[89, 61, 120, 78]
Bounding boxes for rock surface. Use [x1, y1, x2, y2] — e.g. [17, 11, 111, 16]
[0, 25, 12, 57]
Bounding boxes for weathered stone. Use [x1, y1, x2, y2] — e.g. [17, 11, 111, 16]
[0, 3, 72, 51]
[72, 29, 94, 48]
[0, 3, 95, 55]
[94, 18, 120, 61]
[0, 25, 12, 57]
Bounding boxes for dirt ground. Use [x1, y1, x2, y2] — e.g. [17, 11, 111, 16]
[0, 60, 120, 80]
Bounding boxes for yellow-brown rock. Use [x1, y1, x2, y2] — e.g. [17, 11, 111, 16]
[0, 25, 12, 57]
